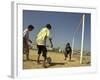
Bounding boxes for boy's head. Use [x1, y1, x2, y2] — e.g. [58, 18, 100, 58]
[67, 43, 70, 46]
[46, 24, 52, 30]
[28, 25, 34, 31]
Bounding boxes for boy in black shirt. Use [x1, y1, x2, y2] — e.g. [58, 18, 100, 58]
[64, 43, 72, 61]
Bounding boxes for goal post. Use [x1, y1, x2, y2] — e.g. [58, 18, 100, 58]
[71, 14, 85, 64]
[80, 14, 85, 64]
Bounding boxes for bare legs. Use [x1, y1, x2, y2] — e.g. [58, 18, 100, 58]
[64, 52, 71, 61]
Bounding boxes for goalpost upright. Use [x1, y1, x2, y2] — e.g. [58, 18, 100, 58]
[72, 14, 85, 64]
[80, 14, 85, 64]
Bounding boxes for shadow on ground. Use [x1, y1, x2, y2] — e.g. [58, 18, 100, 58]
[49, 62, 65, 66]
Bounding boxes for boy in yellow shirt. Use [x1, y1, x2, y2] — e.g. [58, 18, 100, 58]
[36, 24, 53, 68]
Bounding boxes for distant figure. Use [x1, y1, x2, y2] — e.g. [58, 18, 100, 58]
[64, 43, 72, 61]
[23, 25, 34, 60]
[36, 24, 53, 68]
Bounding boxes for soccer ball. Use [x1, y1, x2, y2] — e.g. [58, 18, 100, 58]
[46, 57, 52, 64]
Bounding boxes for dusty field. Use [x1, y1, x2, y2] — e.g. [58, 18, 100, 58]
[23, 49, 91, 69]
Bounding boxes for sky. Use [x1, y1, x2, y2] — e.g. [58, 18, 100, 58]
[23, 10, 91, 52]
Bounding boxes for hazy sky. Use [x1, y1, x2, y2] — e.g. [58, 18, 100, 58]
[23, 10, 91, 52]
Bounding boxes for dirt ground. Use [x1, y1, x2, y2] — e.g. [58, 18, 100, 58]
[23, 49, 91, 69]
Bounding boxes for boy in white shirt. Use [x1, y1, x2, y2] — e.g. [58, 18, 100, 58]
[23, 25, 34, 60]
[36, 24, 53, 68]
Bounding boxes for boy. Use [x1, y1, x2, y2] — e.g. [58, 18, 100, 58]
[36, 24, 53, 68]
[23, 25, 34, 60]
[64, 43, 72, 61]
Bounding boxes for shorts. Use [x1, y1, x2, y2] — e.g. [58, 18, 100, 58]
[37, 45, 47, 58]
[64, 51, 71, 57]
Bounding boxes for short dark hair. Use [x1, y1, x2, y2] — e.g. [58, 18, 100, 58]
[46, 24, 51, 29]
[67, 43, 70, 45]
[28, 25, 34, 29]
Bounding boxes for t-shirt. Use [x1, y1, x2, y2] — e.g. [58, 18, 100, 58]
[23, 28, 29, 42]
[36, 27, 51, 45]
[65, 45, 72, 52]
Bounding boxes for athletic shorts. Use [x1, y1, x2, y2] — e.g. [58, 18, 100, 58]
[64, 51, 71, 57]
[37, 45, 47, 58]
